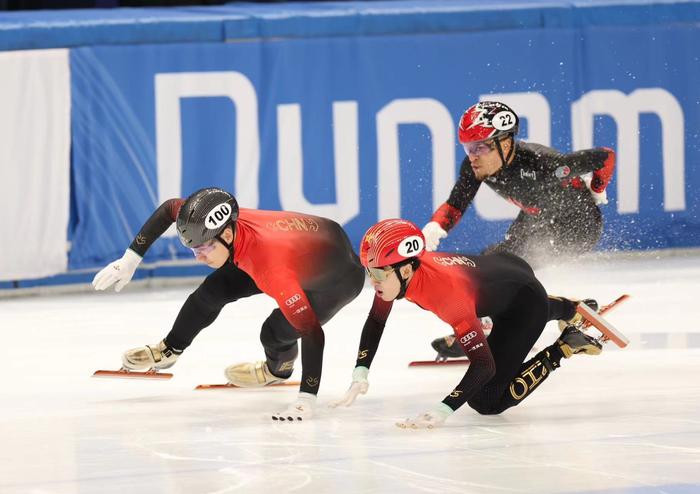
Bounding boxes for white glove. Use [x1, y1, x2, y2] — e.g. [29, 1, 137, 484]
[422, 222, 448, 252]
[92, 249, 142, 292]
[590, 189, 608, 205]
[581, 172, 608, 205]
[396, 403, 454, 429]
[271, 392, 317, 421]
[329, 366, 369, 408]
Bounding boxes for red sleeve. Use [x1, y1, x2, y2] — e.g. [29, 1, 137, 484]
[263, 270, 326, 396]
[264, 271, 322, 336]
[430, 279, 480, 342]
[167, 198, 185, 221]
[591, 147, 616, 193]
[430, 202, 463, 231]
[441, 332, 496, 411]
[431, 284, 497, 411]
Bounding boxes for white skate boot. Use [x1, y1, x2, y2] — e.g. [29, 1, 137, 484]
[224, 361, 287, 387]
[122, 340, 181, 371]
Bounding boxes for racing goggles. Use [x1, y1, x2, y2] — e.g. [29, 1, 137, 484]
[365, 266, 393, 282]
[462, 140, 495, 157]
[190, 240, 217, 257]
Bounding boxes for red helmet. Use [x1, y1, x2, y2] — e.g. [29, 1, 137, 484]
[458, 101, 519, 144]
[360, 219, 425, 269]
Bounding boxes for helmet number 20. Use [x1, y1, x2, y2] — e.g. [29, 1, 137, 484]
[206, 203, 232, 230]
[397, 235, 425, 257]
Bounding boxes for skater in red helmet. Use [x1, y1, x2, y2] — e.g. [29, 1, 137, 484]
[331, 219, 608, 428]
[423, 101, 616, 360]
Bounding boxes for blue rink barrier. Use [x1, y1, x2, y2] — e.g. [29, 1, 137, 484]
[1, 0, 700, 288]
[2, 2, 700, 50]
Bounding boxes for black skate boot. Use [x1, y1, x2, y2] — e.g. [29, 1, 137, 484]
[558, 325, 603, 358]
[558, 298, 599, 332]
[431, 334, 466, 360]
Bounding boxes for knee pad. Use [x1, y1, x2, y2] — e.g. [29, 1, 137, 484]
[467, 397, 504, 416]
[259, 319, 299, 349]
[259, 320, 275, 348]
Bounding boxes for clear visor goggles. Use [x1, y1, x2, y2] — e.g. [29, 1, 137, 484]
[462, 140, 496, 157]
[365, 266, 393, 282]
[190, 240, 217, 257]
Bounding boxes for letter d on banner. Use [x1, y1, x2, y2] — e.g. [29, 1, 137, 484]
[155, 71, 260, 236]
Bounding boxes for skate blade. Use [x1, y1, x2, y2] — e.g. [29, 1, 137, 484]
[576, 302, 629, 348]
[581, 294, 630, 329]
[195, 381, 300, 390]
[92, 369, 173, 380]
[408, 358, 470, 367]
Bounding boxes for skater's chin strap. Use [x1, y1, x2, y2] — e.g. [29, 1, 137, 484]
[494, 135, 515, 170]
[393, 258, 421, 300]
[215, 222, 237, 263]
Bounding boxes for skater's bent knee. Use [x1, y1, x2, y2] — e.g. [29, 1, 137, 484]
[468, 400, 505, 416]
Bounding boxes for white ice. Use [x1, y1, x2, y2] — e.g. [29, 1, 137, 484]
[1, 252, 699, 494]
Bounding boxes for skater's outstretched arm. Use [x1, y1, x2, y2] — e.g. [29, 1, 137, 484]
[260, 273, 329, 419]
[330, 295, 393, 408]
[398, 298, 495, 429]
[423, 158, 480, 252]
[92, 198, 184, 291]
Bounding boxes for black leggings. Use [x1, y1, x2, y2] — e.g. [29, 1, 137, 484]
[466, 286, 576, 415]
[164, 260, 365, 376]
[483, 207, 603, 268]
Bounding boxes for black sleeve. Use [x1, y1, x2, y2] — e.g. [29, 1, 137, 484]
[300, 328, 325, 395]
[355, 296, 394, 369]
[441, 336, 496, 411]
[557, 148, 611, 176]
[446, 157, 481, 213]
[128, 198, 184, 256]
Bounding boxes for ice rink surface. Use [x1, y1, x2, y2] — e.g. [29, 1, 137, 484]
[1, 253, 699, 494]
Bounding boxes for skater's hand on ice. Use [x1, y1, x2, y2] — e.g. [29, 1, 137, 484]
[329, 367, 369, 408]
[92, 249, 142, 292]
[396, 403, 454, 429]
[422, 222, 447, 252]
[272, 392, 316, 421]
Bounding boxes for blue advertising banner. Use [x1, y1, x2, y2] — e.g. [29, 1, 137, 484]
[68, 21, 700, 273]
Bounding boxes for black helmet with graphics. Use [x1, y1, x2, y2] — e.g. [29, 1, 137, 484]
[176, 187, 239, 248]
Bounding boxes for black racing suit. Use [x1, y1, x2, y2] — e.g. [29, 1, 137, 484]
[432, 141, 615, 267]
[355, 252, 581, 415]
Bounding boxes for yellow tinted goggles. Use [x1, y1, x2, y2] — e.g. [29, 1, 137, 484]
[365, 266, 393, 282]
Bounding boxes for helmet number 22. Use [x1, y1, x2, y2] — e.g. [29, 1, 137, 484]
[493, 111, 516, 131]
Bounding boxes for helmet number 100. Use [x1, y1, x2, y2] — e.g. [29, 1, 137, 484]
[206, 203, 232, 229]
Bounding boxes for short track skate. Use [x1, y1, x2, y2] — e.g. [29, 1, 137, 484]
[408, 294, 630, 366]
[92, 368, 173, 380]
[575, 294, 630, 348]
[195, 381, 301, 390]
[408, 358, 470, 367]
